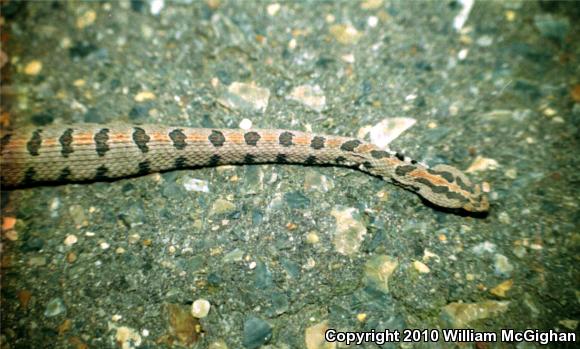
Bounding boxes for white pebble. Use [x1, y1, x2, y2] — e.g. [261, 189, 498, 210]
[191, 299, 211, 318]
[183, 178, 210, 193]
[150, 0, 164, 15]
[267, 3, 280, 16]
[239, 118, 253, 130]
[367, 16, 378, 28]
[64, 234, 78, 246]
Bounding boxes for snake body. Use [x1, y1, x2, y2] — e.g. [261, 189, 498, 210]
[0, 124, 489, 212]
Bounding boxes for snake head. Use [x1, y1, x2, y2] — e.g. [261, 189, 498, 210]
[461, 182, 489, 213]
[428, 164, 490, 213]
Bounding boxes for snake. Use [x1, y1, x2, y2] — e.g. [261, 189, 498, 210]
[0, 123, 489, 213]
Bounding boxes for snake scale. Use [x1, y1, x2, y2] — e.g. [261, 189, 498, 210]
[0, 123, 489, 213]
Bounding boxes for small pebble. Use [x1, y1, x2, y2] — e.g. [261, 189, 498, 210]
[304, 321, 331, 349]
[208, 341, 228, 349]
[28, 256, 47, 266]
[100, 242, 110, 250]
[361, 0, 384, 10]
[150, 0, 165, 15]
[570, 84, 580, 102]
[367, 16, 378, 28]
[363, 255, 398, 293]
[513, 245, 526, 258]
[466, 156, 499, 173]
[44, 297, 66, 317]
[413, 261, 430, 273]
[183, 178, 210, 193]
[64, 234, 78, 246]
[494, 254, 514, 277]
[329, 24, 362, 44]
[134, 91, 156, 102]
[266, 3, 280, 16]
[242, 316, 272, 349]
[4, 230, 18, 241]
[458, 48, 469, 60]
[543, 107, 557, 117]
[239, 118, 253, 130]
[287, 85, 326, 112]
[305, 231, 320, 245]
[441, 301, 509, 328]
[505, 10, 516, 21]
[191, 299, 211, 318]
[369, 117, 416, 149]
[115, 326, 142, 349]
[505, 168, 517, 179]
[489, 279, 513, 298]
[210, 199, 236, 216]
[220, 82, 270, 113]
[66, 252, 77, 263]
[498, 212, 511, 224]
[476, 35, 493, 47]
[331, 206, 367, 256]
[76, 10, 96, 29]
[24, 60, 43, 75]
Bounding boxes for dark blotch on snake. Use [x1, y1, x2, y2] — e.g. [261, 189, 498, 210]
[94, 128, 110, 157]
[394, 165, 416, 177]
[310, 136, 325, 150]
[208, 154, 221, 166]
[169, 129, 187, 150]
[304, 155, 317, 165]
[138, 160, 151, 175]
[244, 132, 261, 146]
[58, 167, 71, 182]
[370, 150, 389, 159]
[94, 165, 109, 181]
[208, 130, 225, 147]
[335, 156, 347, 164]
[174, 156, 187, 169]
[395, 152, 405, 161]
[27, 129, 43, 156]
[22, 167, 36, 185]
[415, 178, 467, 202]
[244, 154, 256, 164]
[59, 128, 74, 157]
[279, 132, 294, 147]
[427, 169, 454, 183]
[1, 134, 11, 151]
[455, 176, 472, 192]
[132, 127, 150, 153]
[276, 154, 288, 163]
[340, 140, 361, 152]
